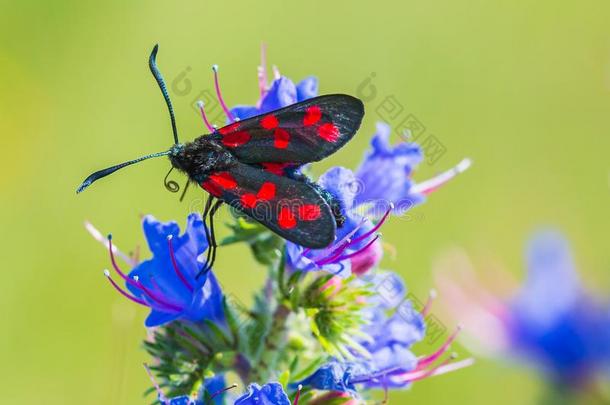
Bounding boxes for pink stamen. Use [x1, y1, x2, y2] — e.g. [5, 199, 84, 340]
[349, 205, 392, 247]
[421, 289, 438, 317]
[293, 384, 303, 405]
[196, 100, 215, 132]
[417, 325, 462, 369]
[335, 234, 381, 262]
[308, 218, 367, 262]
[210, 383, 238, 400]
[400, 354, 456, 383]
[258, 42, 268, 100]
[108, 236, 182, 312]
[104, 270, 148, 307]
[212, 65, 235, 122]
[143, 363, 167, 403]
[314, 238, 353, 266]
[167, 235, 193, 292]
[411, 158, 472, 195]
[85, 221, 135, 266]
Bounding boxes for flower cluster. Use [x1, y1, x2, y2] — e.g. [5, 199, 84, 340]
[86, 49, 473, 404]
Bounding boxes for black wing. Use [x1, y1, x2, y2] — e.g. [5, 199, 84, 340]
[198, 161, 336, 248]
[210, 94, 364, 165]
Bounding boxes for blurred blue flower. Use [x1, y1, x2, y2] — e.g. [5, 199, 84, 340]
[101, 213, 225, 327]
[437, 230, 610, 389]
[509, 231, 610, 385]
[234, 382, 291, 405]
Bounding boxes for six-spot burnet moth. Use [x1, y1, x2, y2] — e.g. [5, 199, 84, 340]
[77, 45, 364, 274]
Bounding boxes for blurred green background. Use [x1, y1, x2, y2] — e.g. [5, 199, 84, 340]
[1, 0, 609, 403]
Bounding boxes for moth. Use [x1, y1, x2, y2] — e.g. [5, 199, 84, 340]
[77, 45, 364, 272]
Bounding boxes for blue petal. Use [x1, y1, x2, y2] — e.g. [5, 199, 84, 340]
[230, 105, 261, 121]
[167, 395, 198, 405]
[145, 309, 180, 327]
[296, 76, 318, 101]
[142, 215, 181, 255]
[184, 271, 225, 324]
[512, 230, 580, 328]
[354, 122, 425, 215]
[234, 382, 290, 405]
[260, 77, 297, 113]
[318, 166, 358, 212]
[203, 374, 226, 405]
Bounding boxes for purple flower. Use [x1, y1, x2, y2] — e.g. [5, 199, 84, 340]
[299, 272, 472, 393]
[436, 230, 610, 388]
[354, 122, 471, 217]
[234, 382, 291, 405]
[285, 167, 388, 277]
[510, 232, 610, 384]
[229, 59, 318, 121]
[91, 214, 225, 327]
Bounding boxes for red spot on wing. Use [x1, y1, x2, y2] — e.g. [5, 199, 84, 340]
[222, 131, 250, 147]
[298, 204, 321, 221]
[318, 122, 340, 142]
[278, 207, 297, 229]
[241, 193, 258, 209]
[303, 105, 322, 126]
[201, 181, 222, 197]
[274, 128, 290, 149]
[257, 182, 276, 201]
[208, 172, 237, 189]
[260, 114, 279, 130]
[218, 122, 240, 135]
[262, 162, 290, 176]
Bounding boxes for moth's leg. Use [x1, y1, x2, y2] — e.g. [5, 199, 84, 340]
[197, 195, 214, 279]
[205, 200, 223, 272]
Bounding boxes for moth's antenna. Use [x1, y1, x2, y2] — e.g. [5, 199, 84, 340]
[149, 44, 179, 144]
[76, 150, 171, 193]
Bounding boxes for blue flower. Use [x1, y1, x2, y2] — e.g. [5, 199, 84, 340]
[100, 213, 225, 327]
[234, 382, 291, 405]
[437, 230, 610, 388]
[299, 271, 471, 393]
[152, 374, 228, 405]
[230, 74, 318, 121]
[285, 167, 388, 277]
[509, 231, 610, 385]
[354, 122, 471, 217]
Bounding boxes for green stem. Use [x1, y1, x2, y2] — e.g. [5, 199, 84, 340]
[248, 303, 291, 383]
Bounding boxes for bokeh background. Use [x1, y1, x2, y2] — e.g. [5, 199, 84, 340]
[2, 0, 609, 403]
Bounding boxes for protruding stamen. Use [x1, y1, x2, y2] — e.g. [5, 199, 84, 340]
[272, 65, 281, 80]
[108, 236, 182, 312]
[417, 325, 463, 368]
[143, 363, 167, 402]
[258, 42, 268, 99]
[411, 158, 472, 195]
[315, 238, 353, 266]
[211, 65, 235, 122]
[196, 100, 215, 133]
[85, 221, 134, 266]
[335, 234, 381, 262]
[349, 204, 392, 247]
[400, 353, 458, 383]
[210, 383, 238, 400]
[294, 384, 303, 405]
[421, 289, 438, 317]
[167, 235, 193, 292]
[104, 270, 147, 306]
